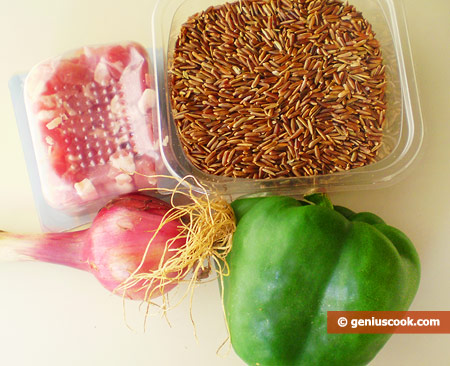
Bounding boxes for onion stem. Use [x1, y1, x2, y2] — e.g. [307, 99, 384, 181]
[0, 230, 89, 270]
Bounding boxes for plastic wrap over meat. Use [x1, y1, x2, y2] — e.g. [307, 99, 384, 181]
[24, 42, 160, 213]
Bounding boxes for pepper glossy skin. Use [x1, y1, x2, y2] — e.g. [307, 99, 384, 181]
[223, 195, 420, 366]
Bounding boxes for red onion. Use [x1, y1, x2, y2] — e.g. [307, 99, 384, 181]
[0, 193, 186, 300]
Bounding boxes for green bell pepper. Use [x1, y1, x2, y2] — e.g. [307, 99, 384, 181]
[222, 194, 420, 366]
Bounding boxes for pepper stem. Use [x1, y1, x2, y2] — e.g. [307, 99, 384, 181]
[303, 193, 333, 209]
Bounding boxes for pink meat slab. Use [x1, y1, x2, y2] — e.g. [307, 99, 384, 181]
[24, 42, 159, 213]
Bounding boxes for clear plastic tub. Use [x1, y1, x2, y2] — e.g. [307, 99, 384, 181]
[23, 42, 161, 214]
[151, 0, 424, 197]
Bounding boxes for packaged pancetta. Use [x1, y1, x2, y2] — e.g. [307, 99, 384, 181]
[24, 42, 160, 214]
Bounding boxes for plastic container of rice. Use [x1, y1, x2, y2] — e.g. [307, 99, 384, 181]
[151, 0, 423, 197]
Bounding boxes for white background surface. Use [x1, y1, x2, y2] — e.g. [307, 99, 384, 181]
[0, 0, 449, 365]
